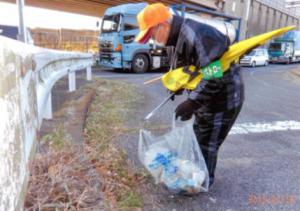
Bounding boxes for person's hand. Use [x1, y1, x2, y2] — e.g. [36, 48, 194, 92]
[175, 99, 200, 121]
[170, 89, 184, 101]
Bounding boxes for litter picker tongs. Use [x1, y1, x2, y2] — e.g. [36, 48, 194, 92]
[144, 93, 175, 121]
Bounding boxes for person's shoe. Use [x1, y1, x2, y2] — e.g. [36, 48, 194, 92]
[209, 179, 214, 188]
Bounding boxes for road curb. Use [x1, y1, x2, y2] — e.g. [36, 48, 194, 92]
[64, 88, 96, 143]
[40, 76, 97, 144]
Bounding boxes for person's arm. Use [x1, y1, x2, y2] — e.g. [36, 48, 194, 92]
[175, 21, 230, 120]
[193, 22, 230, 68]
[171, 35, 192, 69]
[188, 21, 230, 105]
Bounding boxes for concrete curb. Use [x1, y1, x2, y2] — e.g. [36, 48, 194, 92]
[64, 88, 96, 143]
[40, 75, 97, 144]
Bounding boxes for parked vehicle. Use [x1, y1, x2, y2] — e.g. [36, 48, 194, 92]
[0, 24, 34, 45]
[98, 3, 241, 73]
[240, 48, 269, 67]
[268, 30, 300, 64]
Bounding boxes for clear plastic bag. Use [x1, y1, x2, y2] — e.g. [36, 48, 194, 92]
[138, 117, 209, 195]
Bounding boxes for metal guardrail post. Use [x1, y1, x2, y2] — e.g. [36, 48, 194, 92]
[86, 66, 92, 81]
[43, 92, 53, 119]
[17, 0, 27, 43]
[68, 70, 76, 92]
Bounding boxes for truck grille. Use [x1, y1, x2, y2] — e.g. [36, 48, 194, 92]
[100, 41, 113, 52]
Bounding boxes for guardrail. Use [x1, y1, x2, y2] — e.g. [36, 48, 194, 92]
[0, 35, 93, 211]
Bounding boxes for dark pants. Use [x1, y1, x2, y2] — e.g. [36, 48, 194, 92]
[193, 105, 243, 186]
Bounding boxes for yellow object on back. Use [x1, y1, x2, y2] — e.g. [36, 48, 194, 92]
[162, 26, 296, 92]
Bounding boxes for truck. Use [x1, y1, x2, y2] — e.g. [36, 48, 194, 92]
[98, 3, 241, 73]
[268, 30, 300, 64]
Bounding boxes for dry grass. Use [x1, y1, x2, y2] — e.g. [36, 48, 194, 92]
[25, 144, 105, 210]
[84, 80, 146, 210]
[25, 79, 147, 210]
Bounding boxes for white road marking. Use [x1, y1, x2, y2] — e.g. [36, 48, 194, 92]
[230, 121, 300, 135]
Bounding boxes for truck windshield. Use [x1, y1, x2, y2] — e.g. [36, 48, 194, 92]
[101, 14, 120, 33]
[269, 43, 282, 51]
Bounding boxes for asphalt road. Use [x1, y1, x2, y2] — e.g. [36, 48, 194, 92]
[93, 63, 300, 211]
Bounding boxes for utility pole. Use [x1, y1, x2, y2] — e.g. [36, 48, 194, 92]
[241, 0, 252, 39]
[17, 0, 27, 43]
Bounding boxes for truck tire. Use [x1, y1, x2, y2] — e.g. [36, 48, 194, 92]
[264, 60, 268, 66]
[132, 54, 149, 73]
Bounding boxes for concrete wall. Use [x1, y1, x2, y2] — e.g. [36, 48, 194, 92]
[223, 0, 300, 40]
[0, 37, 38, 211]
[0, 36, 93, 211]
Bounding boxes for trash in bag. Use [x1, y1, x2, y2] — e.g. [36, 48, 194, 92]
[138, 118, 209, 195]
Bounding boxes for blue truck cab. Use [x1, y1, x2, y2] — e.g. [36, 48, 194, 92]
[268, 30, 300, 64]
[98, 3, 241, 73]
[99, 3, 170, 73]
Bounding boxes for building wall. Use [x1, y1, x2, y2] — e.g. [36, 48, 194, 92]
[222, 0, 300, 40]
[30, 28, 99, 53]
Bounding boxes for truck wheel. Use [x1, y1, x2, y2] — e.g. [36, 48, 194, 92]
[264, 60, 268, 66]
[132, 54, 149, 73]
[251, 61, 256, 67]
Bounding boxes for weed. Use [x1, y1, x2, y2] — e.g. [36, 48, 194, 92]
[84, 79, 145, 209]
[26, 79, 146, 210]
[41, 124, 71, 150]
[118, 191, 143, 209]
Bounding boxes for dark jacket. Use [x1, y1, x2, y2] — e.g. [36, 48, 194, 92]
[166, 15, 244, 112]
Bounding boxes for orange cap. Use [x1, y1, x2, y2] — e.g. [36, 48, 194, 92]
[135, 3, 172, 44]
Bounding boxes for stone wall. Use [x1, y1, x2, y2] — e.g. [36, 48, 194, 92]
[0, 36, 38, 211]
[0, 36, 93, 211]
